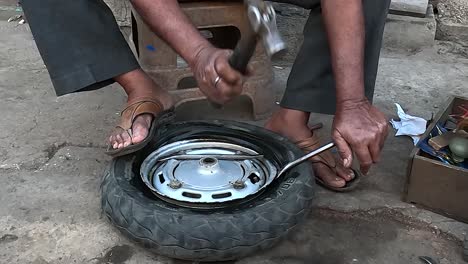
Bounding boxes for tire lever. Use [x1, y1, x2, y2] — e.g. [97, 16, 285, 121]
[275, 142, 336, 179]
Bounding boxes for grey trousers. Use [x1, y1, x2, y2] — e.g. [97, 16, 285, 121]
[280, 0, 391, 114]
[21, 0, 140, 96]
[21, 0, 390, 114]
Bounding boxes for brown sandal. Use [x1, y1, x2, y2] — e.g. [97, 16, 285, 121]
[105, 97, 175, 158]
[294, 128, 361, 192]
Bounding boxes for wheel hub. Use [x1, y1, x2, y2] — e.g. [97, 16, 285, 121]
[140, 139, 278, 206]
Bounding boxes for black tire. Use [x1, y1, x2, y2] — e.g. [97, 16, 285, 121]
[100, 120, 315, 262]
[463, 234, 468, 262]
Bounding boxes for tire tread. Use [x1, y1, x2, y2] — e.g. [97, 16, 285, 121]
[100, 121, 315, 261]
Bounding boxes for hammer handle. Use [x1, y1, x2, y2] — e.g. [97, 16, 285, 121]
[211, 31, 258, 109]
[228, 31, 258, 74]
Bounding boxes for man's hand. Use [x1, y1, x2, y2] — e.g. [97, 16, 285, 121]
[131, 0, 246, 104]
[191, 45, 246, 105]
[332, 98, 389, 175]
[321, 0, 388, 174]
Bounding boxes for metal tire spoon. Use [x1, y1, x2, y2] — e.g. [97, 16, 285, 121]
[275, 142, 336, 179]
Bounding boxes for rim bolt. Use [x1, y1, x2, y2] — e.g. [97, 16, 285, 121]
[168, 180, 182, 189]
[233, 180, 246, 189]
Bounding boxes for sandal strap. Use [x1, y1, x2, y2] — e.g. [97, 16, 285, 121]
[294, 132, 337, 170]
[118, 97, 163, 130]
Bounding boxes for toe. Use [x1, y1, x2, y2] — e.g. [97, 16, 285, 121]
[314, 151, 354, 182]
[109, 135, 115, 147]
[107, 111, 154, 152]
[109, 134, 120, 149]
[335, 164, 355, 182]
[121, 130, 132, 147]
[115, 134, 125, 149]
[131, 114, 153, 144]
[313, 164, 346, 188]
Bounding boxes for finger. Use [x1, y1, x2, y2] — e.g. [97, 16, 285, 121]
[202, 71, 224, 103]
[370, 120, 385, 162]
[332, 131, 353, 168]
[216, 79, 242, 102]
[197, 82, 214, 101]
[215, 52, 244, 84]
[379, 123, 389, 149]
[369, 136, 382, 163]
[376, 116, 389, 149]
[354, 145, 373, 175]
[372, 109, 389, 149]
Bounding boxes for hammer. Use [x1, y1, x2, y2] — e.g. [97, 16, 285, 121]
[211, 0, 286, 108]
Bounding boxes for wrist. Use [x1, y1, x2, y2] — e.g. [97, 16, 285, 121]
[187, 42, 214, 68]
[337, 96, 367, 104]
[336, 97, 369, 110]
[335, 80, 366, 105]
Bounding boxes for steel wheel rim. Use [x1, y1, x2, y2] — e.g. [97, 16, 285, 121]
[140, 138, 278, 207]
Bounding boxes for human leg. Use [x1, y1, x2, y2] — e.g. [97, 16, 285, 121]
[21, 0, 174, 154]
[266, 0, 391, 190]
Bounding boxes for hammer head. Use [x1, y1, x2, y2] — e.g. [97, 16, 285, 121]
[245, 0, 286, 57]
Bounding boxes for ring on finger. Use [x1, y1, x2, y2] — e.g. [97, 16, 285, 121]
[214, 76, 222, 88]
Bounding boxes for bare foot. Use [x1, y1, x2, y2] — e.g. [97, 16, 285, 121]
[108, 69, 174, 150]
[109, 114, 153, 149]
[265, 109, 354, 188]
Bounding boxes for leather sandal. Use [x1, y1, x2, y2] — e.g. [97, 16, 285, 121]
[294, 129, 361, 192]
[105, 97, 175, 158]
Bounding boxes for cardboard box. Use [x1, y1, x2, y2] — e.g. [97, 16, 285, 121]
[404, 95, 468, 223]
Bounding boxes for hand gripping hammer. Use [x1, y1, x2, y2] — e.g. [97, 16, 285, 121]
[211, 0, 286, 108]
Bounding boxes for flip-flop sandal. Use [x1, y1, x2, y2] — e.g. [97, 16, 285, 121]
[105, 97, 175, 158]
[294, 129, 361, 192]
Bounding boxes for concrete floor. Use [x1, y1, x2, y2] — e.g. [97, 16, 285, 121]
[0, 20, 468, 264]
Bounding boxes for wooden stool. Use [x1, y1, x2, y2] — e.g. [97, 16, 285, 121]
[130, 1, 275, 120]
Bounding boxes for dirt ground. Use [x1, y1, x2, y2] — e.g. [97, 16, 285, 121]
[432, 0, 468, 24]
[1, 13, 468, 264]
